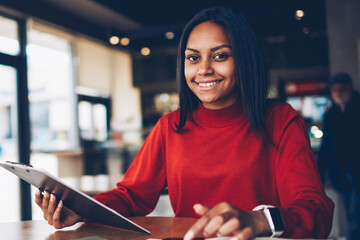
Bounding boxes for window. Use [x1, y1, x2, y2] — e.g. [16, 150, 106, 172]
[27, 28, 78, 151]
[0, 15, 19, 55]
[0, 64, 20, 223]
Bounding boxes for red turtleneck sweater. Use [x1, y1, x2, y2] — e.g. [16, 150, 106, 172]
[94, 101, 334, 238]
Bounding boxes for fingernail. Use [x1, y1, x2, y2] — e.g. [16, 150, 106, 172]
[193, 204, 201, 210]
[184, 230, 194, 240]
[35, 189, 40, 195]
[58, 200, 63, 208]
[50, 194, 55, 201]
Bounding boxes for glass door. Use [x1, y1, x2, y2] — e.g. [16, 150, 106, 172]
[0, 65, 20, 222]
[0, 15, 21, 222]
[78, 94, 110, 176]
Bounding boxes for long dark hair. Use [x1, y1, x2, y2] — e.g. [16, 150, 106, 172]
[176, 7, 270, 139]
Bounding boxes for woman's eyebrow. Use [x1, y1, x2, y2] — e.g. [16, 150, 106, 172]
[210, 44, 231, 51]
[185, 47, 199, 53]
[185, 45, 231, 53]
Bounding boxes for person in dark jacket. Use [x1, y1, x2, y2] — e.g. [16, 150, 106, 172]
[318, 72, 360, 240]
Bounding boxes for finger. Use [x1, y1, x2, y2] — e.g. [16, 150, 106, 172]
[231, 227, 253, 240]
[218, 217, 241, 236]
[47, 194, 57, 225]
[53, 200, 63, 229]
[193, 203, 210, 216]
[203, 215, 224, 237]
[42, 191, 50, 220]
[34, 189, 42, 207]
[184, 214, 211, 240]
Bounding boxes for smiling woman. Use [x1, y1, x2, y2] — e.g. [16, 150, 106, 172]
[35, 6, 334, 240]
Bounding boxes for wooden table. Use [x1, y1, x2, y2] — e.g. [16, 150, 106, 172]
[0, 217, 198, 240]
[0, 216, 321, 240]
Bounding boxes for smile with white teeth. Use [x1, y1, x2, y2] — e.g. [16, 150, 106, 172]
[197, 80, 221, 87]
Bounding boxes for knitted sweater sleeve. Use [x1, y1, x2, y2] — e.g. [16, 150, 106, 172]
[93, 119, 167, 216]
[275, 112, 334, 238]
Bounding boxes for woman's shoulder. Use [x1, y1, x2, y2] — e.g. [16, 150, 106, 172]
[144, 110, 180, 141]
[267, 99, 299, 118]
[156, 109, 180, 128]
[265, 100, 304, 143]
[266, 99, 301, 126]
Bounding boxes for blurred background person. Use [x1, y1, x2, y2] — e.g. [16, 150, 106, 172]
[318, 72, 360, 240]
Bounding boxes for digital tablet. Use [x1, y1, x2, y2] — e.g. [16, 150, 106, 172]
[0, 161, 150, 234]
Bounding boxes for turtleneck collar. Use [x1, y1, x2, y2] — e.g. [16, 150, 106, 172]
[191, 100, 246, 128]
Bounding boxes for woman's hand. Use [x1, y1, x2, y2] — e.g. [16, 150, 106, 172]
[184, 202, 271, 240]
[35, 189, 84, 229]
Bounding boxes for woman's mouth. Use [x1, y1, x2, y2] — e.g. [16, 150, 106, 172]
[196, 80, 222, 87]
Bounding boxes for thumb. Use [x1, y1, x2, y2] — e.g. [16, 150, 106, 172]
[193, 203, 210, 216]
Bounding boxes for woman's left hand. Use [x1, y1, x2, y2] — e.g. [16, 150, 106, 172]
[184, 202, 271, 240]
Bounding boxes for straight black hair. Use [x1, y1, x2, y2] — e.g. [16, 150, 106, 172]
[176, 7, 270, 140]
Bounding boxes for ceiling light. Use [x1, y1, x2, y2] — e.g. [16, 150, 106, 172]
[295, 10, 305, 20]
[109, 36, 119, 45]
[165, 31, 175, 40]
[120, 37, 130, 46]
[141, 47, 151, 56]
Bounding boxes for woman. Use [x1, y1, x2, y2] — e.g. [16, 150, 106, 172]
[36, 7, 334, 239]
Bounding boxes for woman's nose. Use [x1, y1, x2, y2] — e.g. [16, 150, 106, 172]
[197, 60, 213, 75]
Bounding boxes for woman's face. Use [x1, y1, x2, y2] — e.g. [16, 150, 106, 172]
[185, 21, 237, 109]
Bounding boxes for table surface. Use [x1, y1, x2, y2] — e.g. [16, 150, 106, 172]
[0, 217, 198, 240]
[0, 216, 320, 240]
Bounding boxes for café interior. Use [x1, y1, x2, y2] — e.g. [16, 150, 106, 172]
[0, 0, 359, 239]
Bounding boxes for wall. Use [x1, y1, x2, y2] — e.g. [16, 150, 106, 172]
[112, 51, 142, 144]
[326, 0, 360, 90]
[76, 38, 112, 91]
[76, 38, 142, 144]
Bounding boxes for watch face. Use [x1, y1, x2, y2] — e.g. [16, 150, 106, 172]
[268, 208, 286, 230]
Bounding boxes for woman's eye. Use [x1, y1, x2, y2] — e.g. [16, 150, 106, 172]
[186, 55, 199, 62]
[213, 53, 229, 61]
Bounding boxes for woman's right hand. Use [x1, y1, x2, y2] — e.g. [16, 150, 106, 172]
[35, 189, 84, 229]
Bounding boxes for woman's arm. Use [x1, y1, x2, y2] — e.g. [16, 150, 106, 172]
[93, 119, 167, 216]
[275, 115, 334, 238]
[184, 106, 334, 240]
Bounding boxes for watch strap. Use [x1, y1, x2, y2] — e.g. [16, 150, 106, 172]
[253, 205, 285, 238]
[263, 207, 285, 238]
